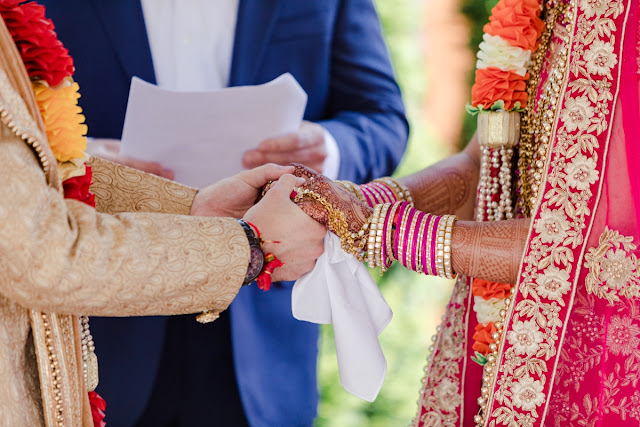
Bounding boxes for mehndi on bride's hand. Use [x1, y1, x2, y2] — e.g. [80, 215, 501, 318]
[289, 164, 373, 260]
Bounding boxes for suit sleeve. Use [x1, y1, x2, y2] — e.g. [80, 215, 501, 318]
[318, 0, 409, 184]
[0, 129, 248, 317]
[88, 156, 197, 215]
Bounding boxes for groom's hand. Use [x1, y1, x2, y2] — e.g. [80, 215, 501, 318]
[244, 174, 326, 281]
[190, 164, 295, 218]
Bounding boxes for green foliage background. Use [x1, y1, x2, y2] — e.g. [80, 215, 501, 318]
[315, 0, 494, 425]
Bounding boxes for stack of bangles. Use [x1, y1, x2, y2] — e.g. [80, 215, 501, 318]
[365, 201, 457, 279]
[337, 177, 413, 208]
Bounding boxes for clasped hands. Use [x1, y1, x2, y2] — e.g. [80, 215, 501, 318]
[190, 163, 371, 283]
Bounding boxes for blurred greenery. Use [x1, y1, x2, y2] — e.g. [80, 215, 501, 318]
[316, 0, 497, 425]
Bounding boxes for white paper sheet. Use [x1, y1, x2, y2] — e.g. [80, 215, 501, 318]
[120, 73, 307, 187]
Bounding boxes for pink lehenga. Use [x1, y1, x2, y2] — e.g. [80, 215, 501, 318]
[415, 0, 640, 425]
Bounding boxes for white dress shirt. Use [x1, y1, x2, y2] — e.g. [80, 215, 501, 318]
[139, 0, 340, 178]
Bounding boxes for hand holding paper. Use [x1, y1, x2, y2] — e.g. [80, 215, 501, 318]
[120, 73, 307, 187]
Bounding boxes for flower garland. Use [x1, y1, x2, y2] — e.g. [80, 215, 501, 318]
[0, 1, 104, 425]
[468, 0, 544, 114]
[466, 0, 545, 364]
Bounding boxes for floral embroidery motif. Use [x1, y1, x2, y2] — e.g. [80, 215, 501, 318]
[606, 315, 640, 355]
[511, 375, 545, 411]
[534, 266, 571, 302]
[564, 153, 599, 191]
[506, 319, 545, 356]
[584, 227, 640, 303]
[560, 95, 596, 131]
[487, 1, 629, 425]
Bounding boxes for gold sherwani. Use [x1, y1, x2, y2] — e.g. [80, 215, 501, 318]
[0, 19, 247, 426]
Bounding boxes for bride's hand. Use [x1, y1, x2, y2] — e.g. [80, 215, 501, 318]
[290, 164, 373, 240]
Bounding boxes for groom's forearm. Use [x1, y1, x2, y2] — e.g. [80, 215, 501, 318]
[89, 156, 197, 215]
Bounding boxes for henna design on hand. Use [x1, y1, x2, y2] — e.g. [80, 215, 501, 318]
[400, 152, 479, 219]
[452, 218, 531, 284]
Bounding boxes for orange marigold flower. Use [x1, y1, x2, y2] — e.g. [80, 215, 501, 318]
[34, 81, 87, 162]
[472, 278, 513, 300]
[471, 67, 529, 111]
[483, 0, 544, 51]
[472, 322, 498, 354]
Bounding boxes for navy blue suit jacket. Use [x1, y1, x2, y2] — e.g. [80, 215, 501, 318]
[42, 1, 408, 425]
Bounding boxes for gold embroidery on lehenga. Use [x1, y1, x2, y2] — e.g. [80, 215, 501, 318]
[584, 226, 640, 303]
[413, 276, 469, 426]
[487, 0, 628, 424]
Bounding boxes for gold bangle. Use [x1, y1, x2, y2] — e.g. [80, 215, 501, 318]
[443, 215, 457, 279]
[336, 180, 367, 203]
[367, 204, 383, 268]
[375, 203, 390, 270]
[384, 202, 401, 265]
[374, 177, 413, 206]
[435, 214, 457, 279]
[405, 209, 420, 272]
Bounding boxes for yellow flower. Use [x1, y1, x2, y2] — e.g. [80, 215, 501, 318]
[33, 80, 87, 162]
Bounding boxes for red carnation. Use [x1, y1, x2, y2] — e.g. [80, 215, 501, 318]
[88, 391, 106, 427]
[0, 2, 74, 86]
[63, 166, 95, 208]
[0, 0, 23, 11]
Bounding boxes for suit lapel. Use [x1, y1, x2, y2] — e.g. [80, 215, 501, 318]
[89, 0, 156, 84]
[229, 0, 281, 86]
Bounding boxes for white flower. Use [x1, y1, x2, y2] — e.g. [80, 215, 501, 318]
[565, 153, 599, 191]
[584, 40, 617, 77]
[607, 315, 640, 356]
[580, 0, 609, 18]
[601, 248, 636, 290]
[473, 297, 505, 324]
[477, 34, 531, 76]
[433, 378, 460, 413]
[536, 266, 571, 301]
[561, 95, 595, 132]
[512, 376, 545, 411]
[507, 319, 544, 356]
[534, 208, 571, 245]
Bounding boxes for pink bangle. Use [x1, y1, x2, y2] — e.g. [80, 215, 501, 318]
[368, 184, 386, 205]
[401, 208, 416, 269]
[430, 215, 442, 276]
[410, 212, 425, 272]
[361, 186, 375, 208]
[393, 202, 409, 261]
[373, 182, 395, 204]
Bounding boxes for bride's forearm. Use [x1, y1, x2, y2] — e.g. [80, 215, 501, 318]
[398, 135, 481, 220]
[451, 218, 530, 285]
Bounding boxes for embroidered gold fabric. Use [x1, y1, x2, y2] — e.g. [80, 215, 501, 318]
[0, 17, 248, 425]
[89, 156, 197, 216]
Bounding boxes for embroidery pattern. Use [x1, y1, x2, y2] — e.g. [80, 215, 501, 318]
[486, 0, 628, 425]
[549, 289, 640, 425]
[584, 227, 640, 303]
[414, 276, 470, 426]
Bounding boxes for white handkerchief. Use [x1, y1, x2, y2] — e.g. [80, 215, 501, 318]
[293, 233, 392, 402]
